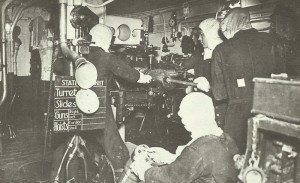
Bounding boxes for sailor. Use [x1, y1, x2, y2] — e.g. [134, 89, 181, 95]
[130, 92, 238, 183]
[86, 23, 152, 169]
[51, 23, 152, 182]
[211, 8, 286, 153]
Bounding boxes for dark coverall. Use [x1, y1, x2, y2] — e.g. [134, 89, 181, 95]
[182, 46, 208, 80]
[144, 133, 238, 183]
[87, 46, 141, 168]
[183, 51, 227, 128]
[51, 47, 140, 181]
[211, 29, 285, 153]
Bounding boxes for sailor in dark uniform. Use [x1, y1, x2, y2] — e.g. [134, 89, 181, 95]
[87, 23, 152, 169]
[129, 93, 238, 183]
[211, 8, 286, 153]
[51, 24, 152, 182]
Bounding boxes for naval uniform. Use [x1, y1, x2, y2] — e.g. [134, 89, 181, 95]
[183, 51, 227, 128]
[51, 47, 140, 181]
[86, 46, 140, 169]
[144, 133, 238, 183]
[211, 28, 285, 153]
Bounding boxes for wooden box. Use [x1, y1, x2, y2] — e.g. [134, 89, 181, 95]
[252, 78, 300, 124]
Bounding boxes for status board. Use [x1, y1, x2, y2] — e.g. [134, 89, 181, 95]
[53, 76, 107, 133]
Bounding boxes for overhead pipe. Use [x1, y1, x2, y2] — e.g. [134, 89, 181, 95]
[9, 5, 23, 75]
[59, 0, 97, 89]
[10, 6, 24, 38]
[0, 0, 14, 107]
[11, 4, 23, 21]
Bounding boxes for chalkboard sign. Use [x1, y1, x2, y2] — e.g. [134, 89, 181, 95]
[53, 76, 107, 133]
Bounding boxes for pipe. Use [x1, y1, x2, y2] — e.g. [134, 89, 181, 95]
[11, 6, 24, 36]
[66, 136, 79, 181]
[65, 137, 88, 182]
[59, 1, 80, 62]
[54, 135, 76, 183]
[59, 0, 97, 89]
[10, 5, 23, 75]
[0, 0, 14, 107]
[165, 77, 197, 87]
[11, 4, 23, 21]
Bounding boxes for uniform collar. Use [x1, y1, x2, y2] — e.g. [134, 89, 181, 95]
[233, 28, 258, 38]
[90, 45, 109, 53]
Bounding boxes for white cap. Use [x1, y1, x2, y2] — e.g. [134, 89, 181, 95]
[179, 92, 215, 119]
[199, 18, 222, 50]
[89, 23, 113, 50]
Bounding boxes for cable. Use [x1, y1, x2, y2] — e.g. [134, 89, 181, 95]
[66, 136, 79, 181]
[65, 136, 89, 182]
[54, 136, 76, 183]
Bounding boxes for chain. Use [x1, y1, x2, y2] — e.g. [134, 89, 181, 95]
[249, 117, 259, 166]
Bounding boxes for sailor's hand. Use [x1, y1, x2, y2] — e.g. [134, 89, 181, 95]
[131, 156, 152, 181]
[193, 77, 210, 92]
[185, 86, 194, 94]
[137, 72, 152, 84]
[187, 69, 195, 75]
[148, 147, 177, 164]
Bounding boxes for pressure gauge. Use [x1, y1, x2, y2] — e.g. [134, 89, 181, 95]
[242, 166, 267, 183]
[169, 18, 176, 27]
